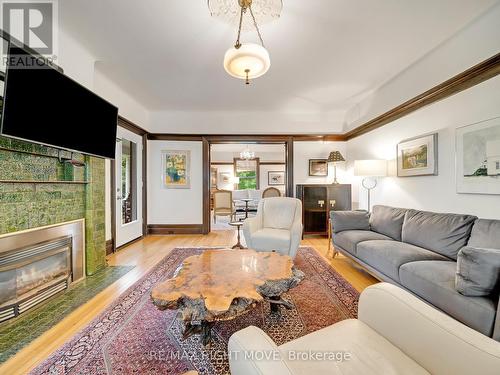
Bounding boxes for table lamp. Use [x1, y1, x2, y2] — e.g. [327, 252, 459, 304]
[354, 160, 387, 211]
[327, 151, 345, 184]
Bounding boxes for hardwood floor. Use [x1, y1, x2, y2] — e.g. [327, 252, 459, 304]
[0, 230, 377, 375]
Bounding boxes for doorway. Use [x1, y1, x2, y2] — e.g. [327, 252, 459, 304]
[114, 126, 144, 248]
[210, 143, 287, 231]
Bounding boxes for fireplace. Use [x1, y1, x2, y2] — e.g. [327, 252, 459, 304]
[0, 220, 85, 322]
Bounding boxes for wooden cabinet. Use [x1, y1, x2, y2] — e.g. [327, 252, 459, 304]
[296, 184, 352, 236]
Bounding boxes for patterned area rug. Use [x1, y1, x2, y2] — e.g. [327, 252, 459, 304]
[31, 247, 359, 375]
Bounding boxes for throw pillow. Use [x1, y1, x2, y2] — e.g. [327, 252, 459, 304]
[456, 246, 500, 297]
[330, 210, 370, 233]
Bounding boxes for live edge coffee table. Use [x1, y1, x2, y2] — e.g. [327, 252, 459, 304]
[151, 249, 304, 346]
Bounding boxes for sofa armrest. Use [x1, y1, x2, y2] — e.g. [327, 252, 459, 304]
[359, 283, 500, 375]
[330, 210, 370, 233]
[228, 326, 293, 375]
[494, 296, 500, 341]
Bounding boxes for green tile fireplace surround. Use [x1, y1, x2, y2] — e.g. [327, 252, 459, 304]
[0, 136, 107, 275]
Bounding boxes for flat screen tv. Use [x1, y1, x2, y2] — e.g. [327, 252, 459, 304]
[1, 44, 118, 159]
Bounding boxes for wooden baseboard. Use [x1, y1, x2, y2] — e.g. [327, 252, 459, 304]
[105, 239, 114, 255]
[147, 224, 204, 235]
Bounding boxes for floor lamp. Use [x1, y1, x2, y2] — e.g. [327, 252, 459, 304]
[354, 160, 387, 211]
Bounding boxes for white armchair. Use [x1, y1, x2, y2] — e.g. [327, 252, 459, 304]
[242, 197, 303, 258]
[229, 283, 500, 375]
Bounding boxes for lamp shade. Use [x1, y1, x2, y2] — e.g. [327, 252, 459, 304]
[327, 151, 345, 163]
[354, 160, 387, 177]
[224, 43, 271, 80]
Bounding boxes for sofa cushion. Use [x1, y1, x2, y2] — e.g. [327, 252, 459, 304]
[262, 197, 298, 230]
[232, 189, 249, 200]
[330, 210, 370, 233]
[467, 219, 500, 249]
[357, 240, 449, 282]
[248, 189, 262, 201]
[402, 210, 477, 259]
[333, 230, 392, 255]
[456, 246, 500, 297]
[370, 205, 407, 241]
[279, 319, 428, 375]
[251, 228, 290, 255]
[399, 261, 497, 337]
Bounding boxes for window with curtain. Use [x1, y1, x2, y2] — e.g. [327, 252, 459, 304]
[234, 158, 260, 190]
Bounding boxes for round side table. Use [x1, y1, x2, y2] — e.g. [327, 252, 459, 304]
[228, 221, 245, 249]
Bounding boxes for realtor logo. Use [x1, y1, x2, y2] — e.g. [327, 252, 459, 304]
[1, 0, 57, 56]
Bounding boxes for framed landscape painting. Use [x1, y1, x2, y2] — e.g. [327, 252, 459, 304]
[162, 150, 190, 189]
[397, 133, 438, 177]
[456, 117, 500, 195]
[309, 159, 328, 176]
[268, 171, 285, 185]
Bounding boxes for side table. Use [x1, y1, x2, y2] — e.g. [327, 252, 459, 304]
[229, 221, 245, 249]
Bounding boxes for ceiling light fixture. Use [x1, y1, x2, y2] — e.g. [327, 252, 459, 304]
[209, 0, 281, 85]
[240, 146, 255, 160]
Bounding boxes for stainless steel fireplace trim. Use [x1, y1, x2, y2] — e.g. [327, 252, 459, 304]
[0, 236, 72, 272]
[0, 277, 70, 322]
[18, 279, 68, 314]
[0, 219, 85, 282]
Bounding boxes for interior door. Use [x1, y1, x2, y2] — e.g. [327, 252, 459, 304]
[115, 127, 143, 248]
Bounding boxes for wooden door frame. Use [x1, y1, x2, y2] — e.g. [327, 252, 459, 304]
[110, 116, 148, 252]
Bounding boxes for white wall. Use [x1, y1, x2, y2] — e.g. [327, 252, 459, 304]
[94, 66, 150, 130]
[148, 141, 203, 224]
[344, 2, 500, 131]
[57, 28, 95, 89]
[57, 27, 151, 241]
[347, 74, 500, 220]
[149, 110, 345, 134]
[293, 142, 348, 195]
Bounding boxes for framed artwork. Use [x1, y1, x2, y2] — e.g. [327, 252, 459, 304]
[309, 159, 328, 176]
[268, 171, 285, 185]
[219, 172, 231, 184]
[456, 117, 500, 195]
[397, 133, 438, 177]
[162, 150, 190, 189]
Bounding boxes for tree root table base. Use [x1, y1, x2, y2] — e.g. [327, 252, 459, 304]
[151, 249, 304, 347]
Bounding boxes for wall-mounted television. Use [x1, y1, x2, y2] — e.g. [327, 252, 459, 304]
[1, 44, 118, 159]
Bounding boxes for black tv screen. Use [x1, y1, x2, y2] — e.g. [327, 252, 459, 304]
[1, 45, 118, 159]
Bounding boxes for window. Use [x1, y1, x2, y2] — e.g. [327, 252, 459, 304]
[121, 139, 137, 224]
[234, 158, 260, 190]
[496, 161, 500, 170]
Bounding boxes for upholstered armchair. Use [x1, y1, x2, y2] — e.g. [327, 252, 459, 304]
[243, 197, 303, 258]
[213, 190, 236, 223]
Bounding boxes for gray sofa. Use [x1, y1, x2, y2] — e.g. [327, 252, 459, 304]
[330, 205, 500, 341]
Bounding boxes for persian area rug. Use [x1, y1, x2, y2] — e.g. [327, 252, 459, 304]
[31, 247, 359, 375]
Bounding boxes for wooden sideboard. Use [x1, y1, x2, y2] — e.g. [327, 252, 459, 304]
[296, 184, 352, 236]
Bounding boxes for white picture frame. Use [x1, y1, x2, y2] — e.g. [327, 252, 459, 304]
[397, 133, 438, 177]
[456, 117, 500, 195]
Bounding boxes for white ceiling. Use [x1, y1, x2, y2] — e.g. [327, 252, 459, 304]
[60, 0, 497, 115]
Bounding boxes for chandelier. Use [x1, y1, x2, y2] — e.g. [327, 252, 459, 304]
[240, 146, 255, 160]
[208, 0, 282, 84]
